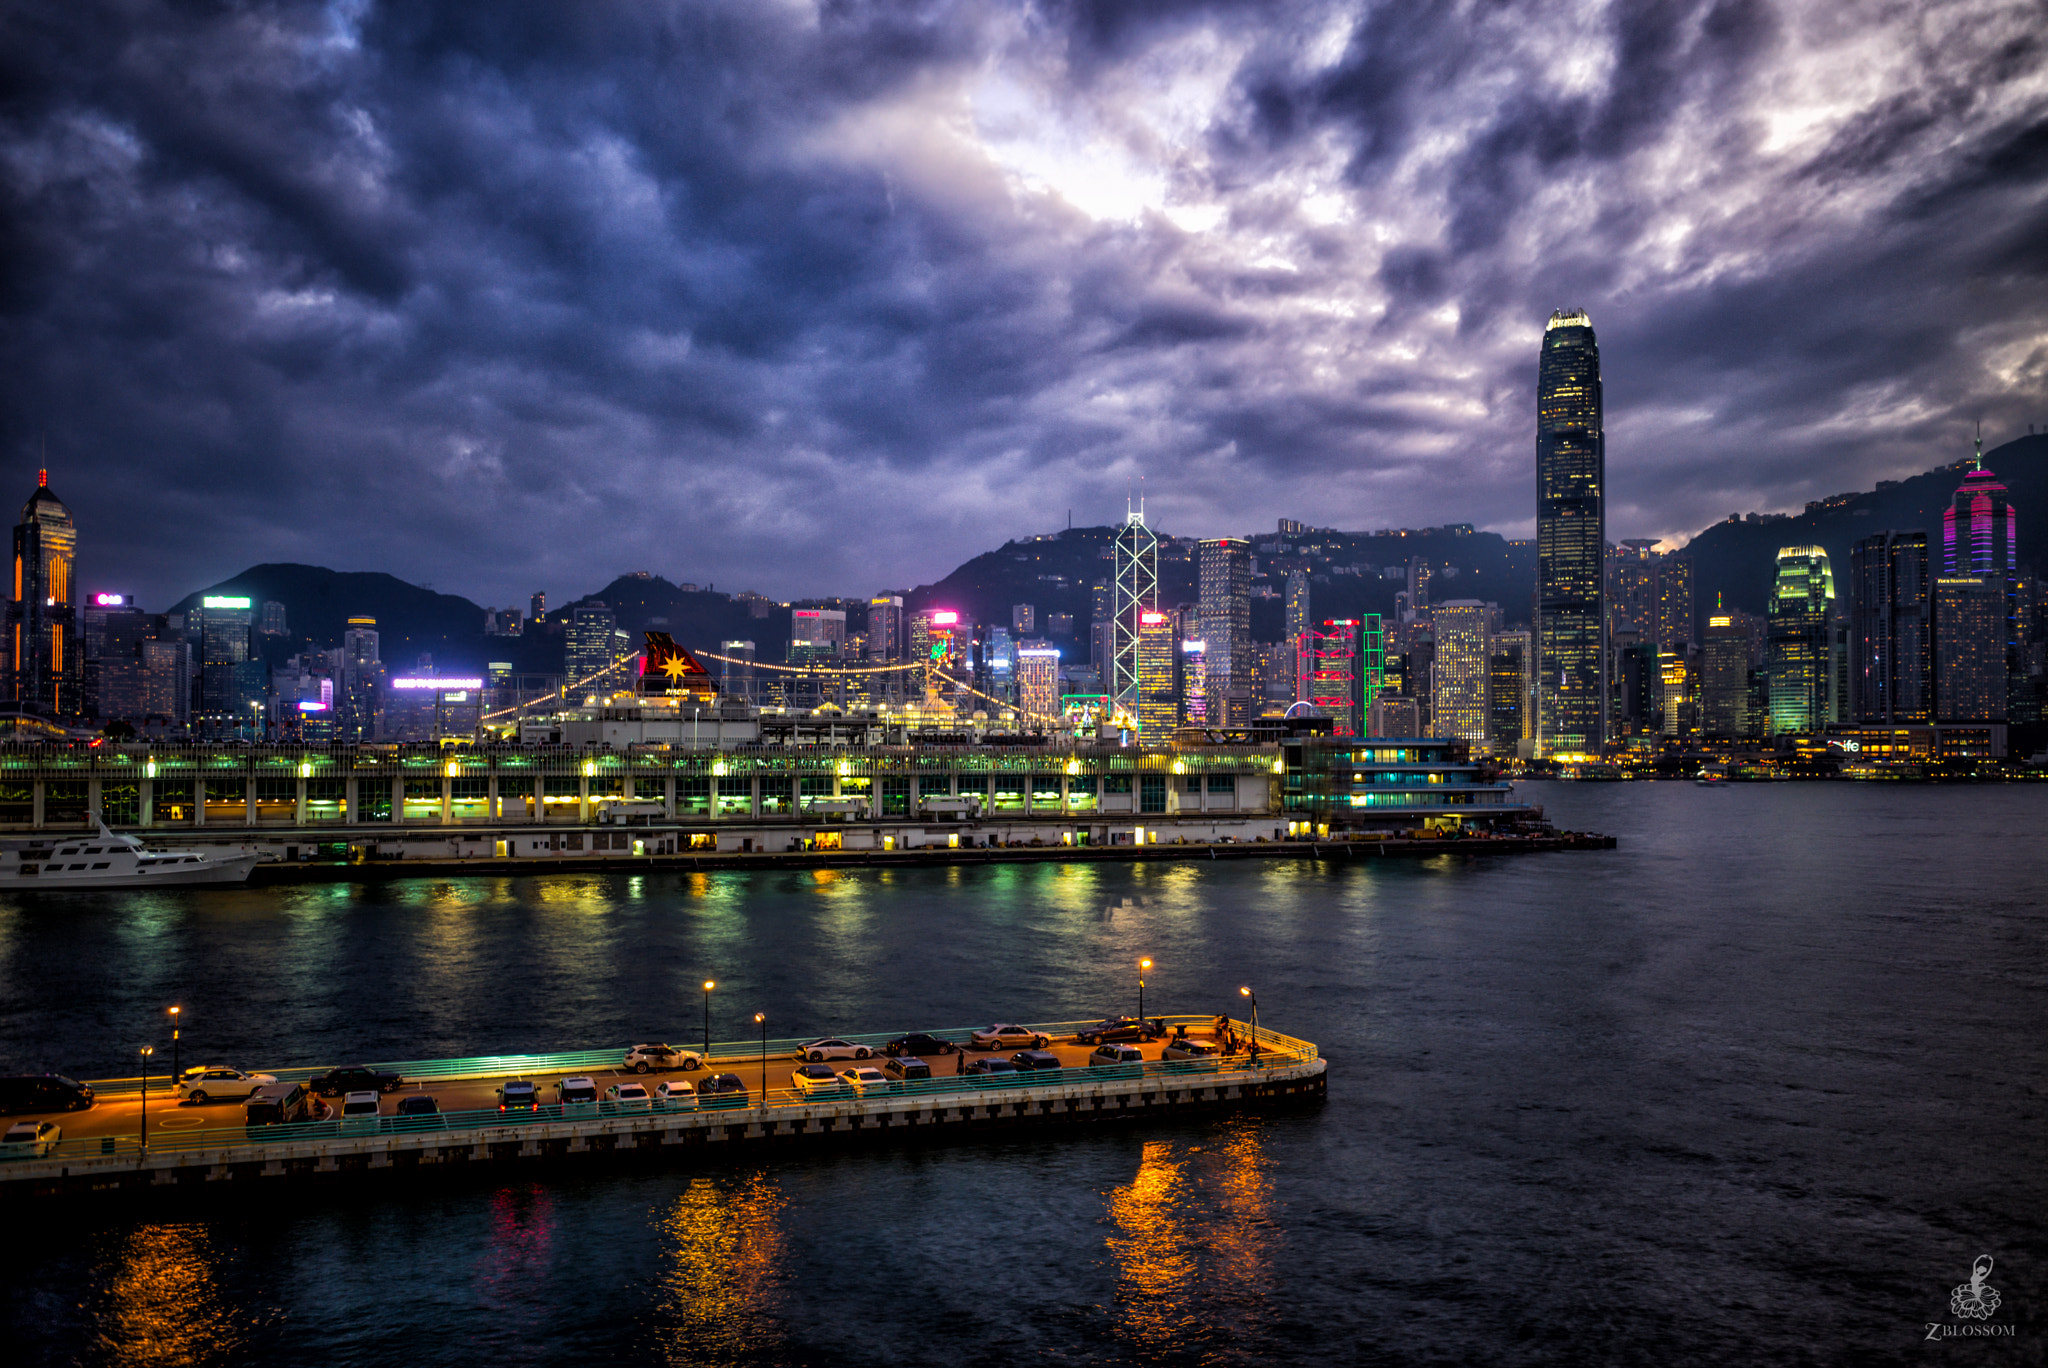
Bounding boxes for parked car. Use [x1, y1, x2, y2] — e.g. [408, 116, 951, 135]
[881, 1056, 932, 1083]
[339, 1091, 382, 1131]
[1161, 1039, 1221, 1061]
[605, 1082, 653, 1112]
[654, 1080, 699, 1111]
[969, 1024, 1049, 1051]
[176, 1067, 278, 1104]
[1088, 1045, 1145, 1068]
[963, 1057, 1018, 1077]
[245, 1082, 314, 1126]
[838, 1066, 892, 1094]
[882, 1033, 957, 1058]
[696, 1073, 749, 1107]
[393, 1094, 442, 1119]
[1010, 1050, 1062, 1072]
[1074, 1018, 1154, 1046]
[792, 1064, 851, 1096]
[0, 1075, 94, 1115]
[555, 1077, 601, 1114]
[624, 1044, 704, 1074]
[0, 1119, 61, 1157]
[799, 1037, 872, 1062]
[307, 1066, 403, 1097]
[496, 1079, 541, 1112]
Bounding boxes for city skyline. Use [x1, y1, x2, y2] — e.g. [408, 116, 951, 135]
[4, 2, 2046, 609]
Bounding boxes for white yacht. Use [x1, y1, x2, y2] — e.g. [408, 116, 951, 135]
[0, 821, 259, 888]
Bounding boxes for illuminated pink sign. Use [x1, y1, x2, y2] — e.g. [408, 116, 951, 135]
[93, 593, 127, 607]
[390, 677, 485, 690]
[930, 611, 958, 625]
[1140, 612, 1167, 625]
[296, 701, 329, 712]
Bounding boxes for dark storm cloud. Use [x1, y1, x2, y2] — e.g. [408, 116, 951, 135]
[1, 0, 2044, 611]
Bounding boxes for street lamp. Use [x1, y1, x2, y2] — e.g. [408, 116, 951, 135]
[138, 1045, 154, 1148]
[1138, 958, 1152, 1023]
[1239, 987, 1259, 1067]
[754, 1013, 767, 1106]
[167, 1006, 181, 1084]
[703, 980, 716, 1060]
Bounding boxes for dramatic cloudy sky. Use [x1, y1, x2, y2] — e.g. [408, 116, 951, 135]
[3, 0, 2045, 609]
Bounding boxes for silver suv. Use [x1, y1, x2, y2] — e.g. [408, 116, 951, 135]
[623, 1044, 703, 1074]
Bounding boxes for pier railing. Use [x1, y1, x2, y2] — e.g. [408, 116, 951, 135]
[80, 1016, 1312, 1098]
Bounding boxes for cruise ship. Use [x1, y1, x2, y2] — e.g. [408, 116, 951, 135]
[0, 823, 259, 889]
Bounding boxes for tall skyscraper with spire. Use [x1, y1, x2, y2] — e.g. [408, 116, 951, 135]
[1110, 498, 1158, 723]
[1940, 427, 2023, 719]
[1536, 308, 1606, 752]
[5, 470, 81, 717]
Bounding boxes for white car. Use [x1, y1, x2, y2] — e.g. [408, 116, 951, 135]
[838, 1066, 892, 1095]
[176, 1067, 278, 1104]
[791, 1064, 851, 1096]
[969, 1024, 1049, 1052]
[605, 1082, 652, 1112]
[338, 1091, 382, 1131]
[799, 1037, 872, 1062]
[654, 1081, 698, 1111]
[556, 1077, 601, 1114]
[623, 1044, 704, 1074]
[1, 1119, 60, 1157]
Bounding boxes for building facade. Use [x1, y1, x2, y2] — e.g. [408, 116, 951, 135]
[5, 477, 81, 717]
[1197, 537, 1251, 724]
[1850, 530, 1931, 723]
[1429, 600, 1490, 748]
[1767, 546, 1836, 735]
[1536, 309, 1606, 752]
[1932, 575, 2006, 722]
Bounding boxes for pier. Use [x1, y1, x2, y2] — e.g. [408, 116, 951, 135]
[0, 1017, 1326, 1203]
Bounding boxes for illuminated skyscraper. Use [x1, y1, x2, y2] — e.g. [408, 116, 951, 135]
[6, 474, 81, 716]
[1701, 615, 1750, 737]
[1197, 537, 1250, 723]
[787, 608, 846, 664]
[866, 596, 903, 663]
[1607, 540, 1657, 638]
[1016, 646, 1060, 722]
[1767, 546, 1835, 734]
[567, 602, 618, 689]
[1932, 576, 2005, 721]
[1942, 433, 2020, 712]
[1285, 570, 1312, 701]
[1536, 308, 1606, 752]
[1307, 619, 1360, 736]
[1112, 505, 1159, 720]
[1180, 639, 1207, 724]
[1850, 531, 1930, 723]
[1430, 601, 1490, 746]
[1656, 556, 1694, 649]
[1136, 609, 1179, 737]
[1487, 630, 1531, 752]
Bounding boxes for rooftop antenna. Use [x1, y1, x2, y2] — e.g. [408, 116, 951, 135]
[38, 433, 46, 488]
[1974, 419, 1984, 470]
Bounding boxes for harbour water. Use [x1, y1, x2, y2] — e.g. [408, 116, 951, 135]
[3, 783, 2043, 1365]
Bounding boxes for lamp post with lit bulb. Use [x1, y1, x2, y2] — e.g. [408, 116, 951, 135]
[702, 980, 716, 1060]
[138, 1045, 154, 1148]
[754, 1013, 767, 1106]
[1138, 958, 1152, 1023]
[168, 1005, 182, 1085]
[1239, 986, 1260, 1068]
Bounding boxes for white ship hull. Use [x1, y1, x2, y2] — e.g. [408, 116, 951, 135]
[0, 827, 259, 890]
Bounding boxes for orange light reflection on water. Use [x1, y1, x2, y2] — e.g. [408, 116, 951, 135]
[650, 1169, 789, 1366]
[89, 1223, 249, 1367]
[1104, 1120, 1279, 1359]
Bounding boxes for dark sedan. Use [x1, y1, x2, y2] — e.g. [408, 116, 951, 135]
[306, 1066, 404, 1097]
[883, 1032, 958, 1058]
[696, 1073, 750, 1108]
[1073, 1018, 1155, 1046]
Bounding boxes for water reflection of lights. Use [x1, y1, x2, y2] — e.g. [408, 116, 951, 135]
[1105, 1122, 1277, 1356]
[651, 1170, 788, 1365]
[91, 1223, 252, 1365]
[475, 1184, 557, 1316]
